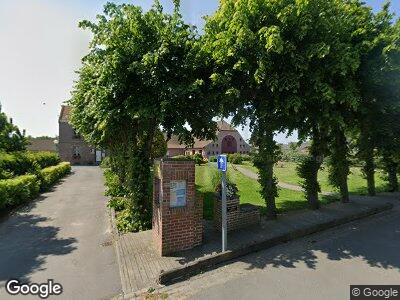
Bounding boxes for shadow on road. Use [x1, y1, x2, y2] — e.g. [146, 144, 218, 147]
[238, 208, 400, 272]
[0, 212, 77, 285]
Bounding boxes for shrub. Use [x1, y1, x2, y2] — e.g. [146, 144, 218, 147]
[0, 151, 60, 177]
[107, 197, 129, 212]
[0, 175, 40, 209]
[171, 155, 193, 161]
[241, 154, 252, 161]
[215, 181, 239, 200]
[193, 153, 205, 165]
[227, 153, 243, 164]
[208, 155, 217, 162]
[104, 169, 127, 197]
[171, 154, 205, 165]
[40, 162, 71, 191]
[100, 156, 111, 168]
[115, 207, 151, 233]
[27, 152, 60, 169]
[280, 149, 307, 163]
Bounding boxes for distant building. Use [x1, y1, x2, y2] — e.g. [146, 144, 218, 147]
[58, 105, 105, 165]
[166, 120, 251, 157]
[27, 138, 57, 152]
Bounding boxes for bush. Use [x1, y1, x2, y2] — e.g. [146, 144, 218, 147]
[27, 152, 60, 169]
[171, 154, 205, 165]
[104, 169, 127, 197]
[280, 150, 307, 163]
[193, 153, 205, 165]
[115, 207, 151, 233]
[241, 154, 252, 161]
[208, 155, 217, 162]
[100, 156, 111, 169]
[227, 153, 243, 164]
[0, 175, 40, 209]
[40, 162, 71, 191]
[171, 155, 193, 161]
[107, 197, 129, 212]
[0, 151, 60, 177]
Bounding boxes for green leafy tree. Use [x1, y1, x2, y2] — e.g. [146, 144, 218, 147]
[0, 103, 27, 152]
[354, 2, 400, 196]
[70, 1, 217, 230]
[203, 0, 361, 213]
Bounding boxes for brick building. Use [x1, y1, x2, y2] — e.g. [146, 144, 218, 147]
[166, 120, 251, 158]
[58, 105, 105, 165]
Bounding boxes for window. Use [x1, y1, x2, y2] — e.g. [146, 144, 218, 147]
[192, 150, 195, 155]
[207, 151, 210, 155]
[199, 150, 202, 154]
[72, 146, 81, 159]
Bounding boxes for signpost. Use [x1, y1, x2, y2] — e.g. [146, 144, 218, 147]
[217, 154, 227, 252]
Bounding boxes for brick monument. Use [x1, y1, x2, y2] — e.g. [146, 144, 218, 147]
[152, 159, 203, 256]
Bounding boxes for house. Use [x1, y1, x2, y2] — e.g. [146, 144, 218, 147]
[166, 120, 251, 158]
[27, 138, 57, 152]
[58, 105, 105, 165]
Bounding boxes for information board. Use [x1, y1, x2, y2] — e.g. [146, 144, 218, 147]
[170, 180, 187, 207]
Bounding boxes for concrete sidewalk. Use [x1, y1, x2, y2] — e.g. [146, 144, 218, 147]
[114, 194, 398, 296]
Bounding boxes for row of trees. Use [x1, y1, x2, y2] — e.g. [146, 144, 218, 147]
[70, 0, 400, 227]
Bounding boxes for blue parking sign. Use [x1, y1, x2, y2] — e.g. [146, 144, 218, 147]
[217, 155, 227, 172]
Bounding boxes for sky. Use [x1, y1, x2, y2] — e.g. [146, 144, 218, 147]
[0, 0, 398, 143]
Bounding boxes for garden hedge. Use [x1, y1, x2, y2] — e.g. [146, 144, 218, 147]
[0, 175, 40, 209]
[0, 151, 60, 178]
[40, 162, 71, 191]
[0, 162, 71, 211]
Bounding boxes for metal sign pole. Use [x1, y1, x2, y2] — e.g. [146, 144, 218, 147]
[221, 167, 227, 252]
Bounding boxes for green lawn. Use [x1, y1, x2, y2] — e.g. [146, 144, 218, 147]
[195, 164, 336, 220]
[241, 161, 388, 194]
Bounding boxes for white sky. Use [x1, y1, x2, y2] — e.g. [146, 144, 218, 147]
[0, 0, 391, 143]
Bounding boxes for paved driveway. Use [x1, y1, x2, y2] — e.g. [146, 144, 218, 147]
[0, 166, 121, 300]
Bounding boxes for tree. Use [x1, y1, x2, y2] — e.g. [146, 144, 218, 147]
[354, 2, 400, 195]
[70, 1, 217, 230]
[203, 0, 361, 214]
[0, 103, 27, 152]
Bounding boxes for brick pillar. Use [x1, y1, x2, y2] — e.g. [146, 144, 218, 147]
[152, 159, 203, 256]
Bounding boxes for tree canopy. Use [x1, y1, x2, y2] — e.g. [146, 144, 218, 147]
[0, 104, 27, 152]
[69, 1, 218, 230]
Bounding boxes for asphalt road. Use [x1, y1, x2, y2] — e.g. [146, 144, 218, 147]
[159, 195, 400, 300]
[0, 166, 121, 300]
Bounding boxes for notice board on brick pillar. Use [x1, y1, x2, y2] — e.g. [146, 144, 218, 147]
[152, 159, 203, 256]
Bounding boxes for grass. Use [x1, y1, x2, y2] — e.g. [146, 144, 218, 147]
[195, 163, 337, 219]
[241, 161, 388, 195]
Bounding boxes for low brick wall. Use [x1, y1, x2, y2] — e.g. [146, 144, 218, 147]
[214, 196, 260, 231]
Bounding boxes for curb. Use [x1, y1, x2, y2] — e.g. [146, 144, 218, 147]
[159, 202, 393, 285]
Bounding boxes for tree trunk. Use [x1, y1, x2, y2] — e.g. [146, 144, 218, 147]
[253, 124, 278, 219]
[388, 163, 399, 192]
[359, 126, 376, 196]
[305, 128, 325, 210]
[364, 150, 376, 196]
[331, 128, 350, 203]
[308, 152, 321, 210]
